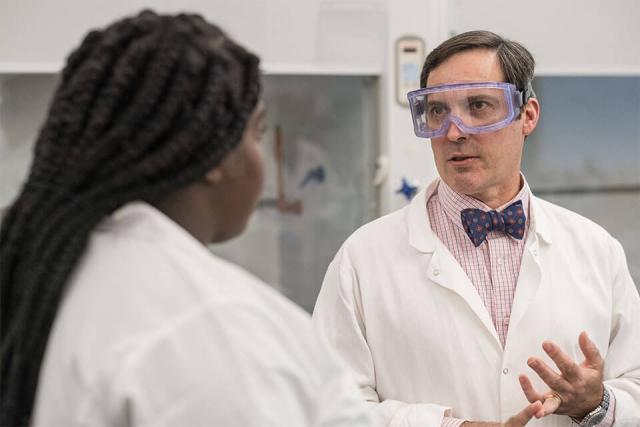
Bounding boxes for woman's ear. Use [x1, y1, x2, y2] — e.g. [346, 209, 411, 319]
[522, 97, 540, 137]
[204, 167, 224, 185]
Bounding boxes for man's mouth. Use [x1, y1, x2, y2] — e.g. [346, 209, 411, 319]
[449, 155, 477, 162]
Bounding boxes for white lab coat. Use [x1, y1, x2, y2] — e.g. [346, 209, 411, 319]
[33, 202, 371, 427]
[313, 179, 640, 426]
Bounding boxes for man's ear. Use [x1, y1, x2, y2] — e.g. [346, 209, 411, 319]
[522, 98, 540, 137]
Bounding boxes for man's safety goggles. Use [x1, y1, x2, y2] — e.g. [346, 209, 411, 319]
[407, 81, 534, 139]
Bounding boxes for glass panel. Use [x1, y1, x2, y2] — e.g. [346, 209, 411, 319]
[0, 74, 59, 211]
[0, 74, 380, 312]
[210, 75, 380, 312]
[523, 76, 640, 289]
[524, 76, 640, 189]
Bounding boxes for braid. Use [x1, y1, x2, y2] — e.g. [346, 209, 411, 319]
[0, 10, 261, 426]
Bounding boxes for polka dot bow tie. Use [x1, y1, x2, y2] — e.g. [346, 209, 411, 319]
[460, 200, 526, 247]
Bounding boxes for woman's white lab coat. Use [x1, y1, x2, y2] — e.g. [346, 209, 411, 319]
[33, 202, 370, 427]
[313, 180, 640, 426]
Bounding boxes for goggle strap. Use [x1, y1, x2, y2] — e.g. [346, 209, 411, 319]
[521, 81, 535, 104]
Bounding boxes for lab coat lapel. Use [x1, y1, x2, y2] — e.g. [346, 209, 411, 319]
[507, 238, 542, 338]
[408, 182, 502, 348]
[428, 241, 502, 347]
[506, 195, 553, 339]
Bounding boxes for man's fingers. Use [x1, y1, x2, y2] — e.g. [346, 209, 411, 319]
[535, 395, 561, 418]
[542, 341, 580, 381]
[518, 374, 543, 403]
[527, 357, 567, 391]
[579, 331, 603, 369]
[507, 401, 542, 426]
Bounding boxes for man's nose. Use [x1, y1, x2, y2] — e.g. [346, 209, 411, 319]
[445, 119, 469, 142]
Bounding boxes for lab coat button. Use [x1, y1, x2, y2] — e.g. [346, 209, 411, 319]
[502, 368, 509, 375]
[433, 269, 440, 276]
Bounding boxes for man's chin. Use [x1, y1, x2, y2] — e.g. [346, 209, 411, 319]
[443, 173, 483, 196]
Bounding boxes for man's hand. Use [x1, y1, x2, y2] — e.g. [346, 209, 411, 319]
[518, 331, 605, 419]
[461, 401, 542, 427]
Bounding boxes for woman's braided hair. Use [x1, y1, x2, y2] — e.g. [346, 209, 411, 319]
[0, 10, 261, 425]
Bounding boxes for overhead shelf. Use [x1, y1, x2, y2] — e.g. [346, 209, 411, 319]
[535, 65, 640, 76]
[0, 62, 63, 74]
[0, 61, 382, 76]
[4, 62, 640, 77]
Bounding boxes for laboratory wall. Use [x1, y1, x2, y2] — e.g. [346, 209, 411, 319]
[1, 0, 639, 312]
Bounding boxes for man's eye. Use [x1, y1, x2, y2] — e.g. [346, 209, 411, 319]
[428, 105, 446, 115]
[470, 100, 489, 110]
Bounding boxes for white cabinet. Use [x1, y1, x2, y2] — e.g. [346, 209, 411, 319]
[448, 0, 640, 75]
[0, 0, 387, 74]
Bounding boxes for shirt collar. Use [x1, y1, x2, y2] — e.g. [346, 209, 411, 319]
[408, 176, 551, 254]
[437, 175, 531, 236]
[528, 194, 553, 245]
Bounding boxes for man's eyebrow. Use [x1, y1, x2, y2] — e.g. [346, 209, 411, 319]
[467, 94, 500, 102]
